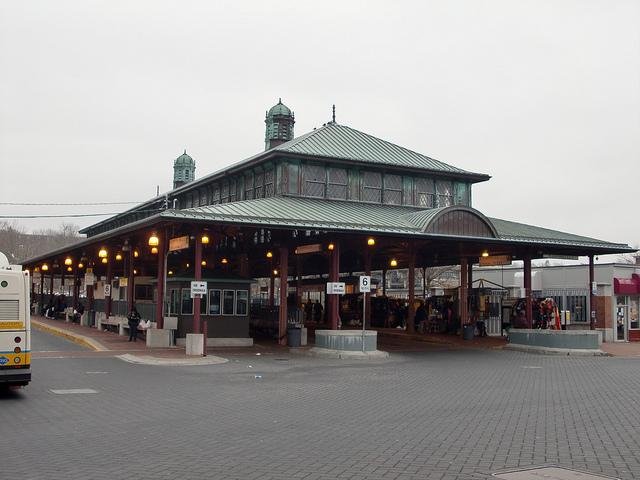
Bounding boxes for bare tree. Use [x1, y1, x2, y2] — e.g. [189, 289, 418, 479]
[0, 222, 82, 263]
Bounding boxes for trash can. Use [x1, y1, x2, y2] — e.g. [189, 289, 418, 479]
[287, 327, 302, 347]
[462, 324, 475, 340]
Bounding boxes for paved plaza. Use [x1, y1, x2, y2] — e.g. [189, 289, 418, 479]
[2, 329, 640, 480]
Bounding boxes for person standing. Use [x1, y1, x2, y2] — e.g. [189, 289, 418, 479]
[127, 306, 141, 342]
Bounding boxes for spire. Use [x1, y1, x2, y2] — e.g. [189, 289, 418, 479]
[265, 99, 295, 150]
[332, 104, 336, 123]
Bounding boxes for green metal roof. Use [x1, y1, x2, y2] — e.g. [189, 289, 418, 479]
[267, 99, 292, 117]
[160, 197, 632, 252]
[272, 122, 487, 177]
[174, 150, 194, 166]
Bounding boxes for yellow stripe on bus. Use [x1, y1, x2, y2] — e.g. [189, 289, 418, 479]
[0, 322, 25, 330]
[0, 352, 30, 367]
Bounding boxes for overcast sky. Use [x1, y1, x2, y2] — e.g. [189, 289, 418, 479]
[1, 0, 638, 254]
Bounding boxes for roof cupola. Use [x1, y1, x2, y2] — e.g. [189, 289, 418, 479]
[265, 98, 294, 150]
[173, 150, 195, 189]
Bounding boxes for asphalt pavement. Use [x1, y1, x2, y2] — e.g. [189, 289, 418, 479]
[2, 329, 639, 480]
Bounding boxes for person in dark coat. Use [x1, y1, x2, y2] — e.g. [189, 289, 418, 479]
[127, 306, 141, 342]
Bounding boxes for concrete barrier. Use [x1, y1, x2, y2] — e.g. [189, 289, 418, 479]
[310, 330, 388, 359]
[507, 329, 605, 355]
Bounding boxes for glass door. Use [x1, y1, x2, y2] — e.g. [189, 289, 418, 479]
[615, 296, 628, 341]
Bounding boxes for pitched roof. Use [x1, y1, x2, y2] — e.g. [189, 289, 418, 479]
[160, 196, 632, 252]
[271, 123, 487, 177]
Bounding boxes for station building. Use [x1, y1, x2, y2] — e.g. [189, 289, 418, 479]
[24, 100, 634, 346]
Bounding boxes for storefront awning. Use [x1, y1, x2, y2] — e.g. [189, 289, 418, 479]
[614, 274, 640, 294]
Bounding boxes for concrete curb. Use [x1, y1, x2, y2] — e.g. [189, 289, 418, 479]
[505, 344, 609, 356]
[32, 320, 108, 352]
[305, 347, 390, 360]
[117, 353, 229, 366]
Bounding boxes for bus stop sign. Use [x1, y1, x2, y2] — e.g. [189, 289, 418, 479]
[359, 276, 371, 293]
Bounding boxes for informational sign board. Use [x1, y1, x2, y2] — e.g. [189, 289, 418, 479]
[359, 276, 371, 293]
[84, 272, 96, 285]
[119, 277, 128, 287]
[295, 244, 323, 255]
[479, 254, 511, 266]
[190, 281, 207, 298]
[591, 281, 598, 295]
[104, 284, 111, 297]
[169, 235, 190, 252]
[326, 282, 346, 295]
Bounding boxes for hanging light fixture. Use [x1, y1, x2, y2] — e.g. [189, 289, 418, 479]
[201, 234, 210, 245]
[390, 259, 398, 267]
[98, 248, 108, 258]
[367, 238, 375, 246]
[148, 234, 159, 246]
[168, 270, 173, 275]
[481, 250, 489, 258]
[133, 269, 137, 275]
[273, 269, 278, 276]
[134, 250, 139, 258]
[115, 253, 122, 261]
[201, 260, 207, 266]
[41, 264, 49, 271]
[78, 263, 84, 269]
[67, 266, 72, 272]
[101, 258, 108, 264]
[64, 257, 72, 266]
[266, 251, 273, 258]
[151, 247, 158, 254]
[327, 243, 335, 251]
[221, 258, 228, 264]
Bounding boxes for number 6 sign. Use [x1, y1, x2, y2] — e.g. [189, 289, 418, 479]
[359, 276, 371, 293]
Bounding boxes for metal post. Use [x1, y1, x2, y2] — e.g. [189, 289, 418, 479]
[329, 241, 340, 329]
[589, 254, 596, 330]
[155, 229, 166, 329]
[362, 296, 366, 352]
[194, 230, 202, 337]
[38, 272, 44, 314]
[524, 254, 532, 328]
[278, 247, 289, 345]
[459, 258, 468, 337]
[127, 249, 134, 312]
[364, 249, 372, 328]
[105, 258, 112, 319]
[407, 246, 416, 334]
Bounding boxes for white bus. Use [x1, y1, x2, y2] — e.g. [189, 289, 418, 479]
[0, 252, 31, 388]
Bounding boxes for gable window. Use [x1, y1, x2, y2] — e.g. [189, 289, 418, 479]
[212, 184, 220, 204]
[303, 164, 326, 198]
[362, 171, 382, 203]
[383, 174, 402, 205]
[264, 169, 275, 197]
[255, 171, 264, 199]
[436, 180, 453, 207]
[221, 182, 230, 203]
[326, 167, 347, 200]
[415, 177, 435, 208]
[245, 172, 254, 200]
[286, 162, 300, 195]
[229, 179, 237, 202]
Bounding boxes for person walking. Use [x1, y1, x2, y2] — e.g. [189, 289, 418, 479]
[127, 306, 141, 342]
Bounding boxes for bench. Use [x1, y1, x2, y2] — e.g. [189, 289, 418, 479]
[121, 321, 156, 340]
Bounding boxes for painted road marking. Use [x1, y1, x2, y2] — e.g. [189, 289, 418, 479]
[49, 388, 98, 395]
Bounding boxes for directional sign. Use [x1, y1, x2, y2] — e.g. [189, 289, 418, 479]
[190, 281, 207, 298]
[104, 284, 111, 297]
[326, 282, 346, 295]
[359, 276, 371, 293]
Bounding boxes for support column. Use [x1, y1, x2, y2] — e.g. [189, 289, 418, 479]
[105, 259, 112, 319]
[269, 268, 275, 307]
[38, 272, 44, 315]
[127, 249, 135, 312]
[296, 255, 302, 311]
[589, 254, 596, 330]
[328, 241, 340, 329]
[459, 258, 468, 337]
[382, 268, 386, 296]
[72, 268, 79, 310]
[407, 246, 416, 334]
[155, 230, 167, 329]
[193, 230, 202, 336]
[467, 261, 473, 292]
[523, 254, 532, 328]
[278, 247, 289, 345]
[364, 248, 372, 328]
[49, 271, 55, 303]
[422, 267, 427, 299]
